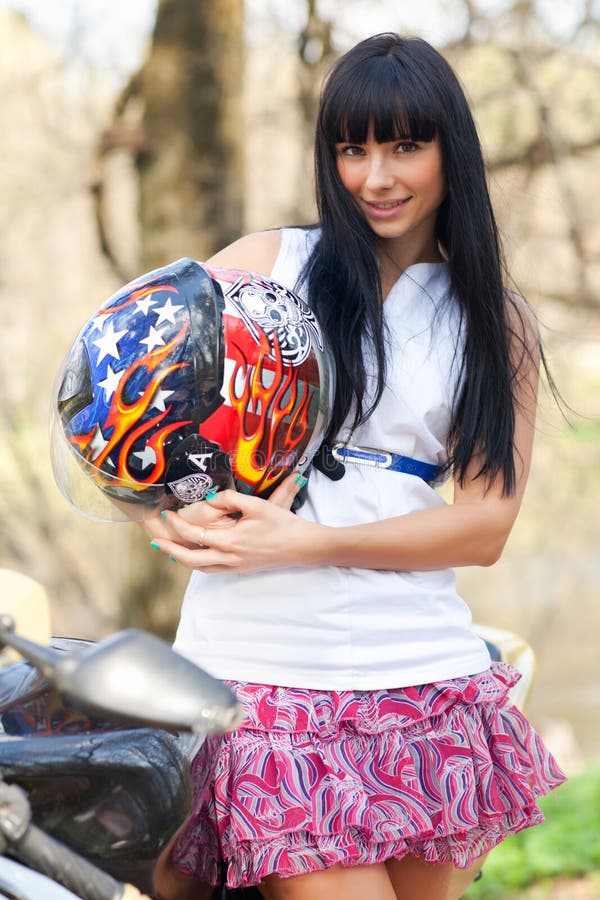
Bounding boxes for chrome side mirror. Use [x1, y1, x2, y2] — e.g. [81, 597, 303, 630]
[0, 615, 241, 735]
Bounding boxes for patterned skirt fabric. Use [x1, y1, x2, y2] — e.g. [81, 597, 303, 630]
[171, 663, 566, 888]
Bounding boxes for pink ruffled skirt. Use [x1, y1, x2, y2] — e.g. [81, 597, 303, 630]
[171, 663, 566, 888]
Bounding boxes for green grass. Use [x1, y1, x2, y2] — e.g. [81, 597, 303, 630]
[464, 764, 600, 898]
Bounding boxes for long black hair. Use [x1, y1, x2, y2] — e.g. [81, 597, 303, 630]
[303, 33, 537, 495]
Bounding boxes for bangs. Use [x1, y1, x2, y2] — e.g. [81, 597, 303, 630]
[321, 55, 438, 145]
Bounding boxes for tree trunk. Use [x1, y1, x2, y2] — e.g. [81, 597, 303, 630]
[137, 0, 245, 269]
[120, 0, 245, 637]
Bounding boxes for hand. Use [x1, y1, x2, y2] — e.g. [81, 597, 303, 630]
[148, 472, 321, 574]
[140, 508, 204, 549]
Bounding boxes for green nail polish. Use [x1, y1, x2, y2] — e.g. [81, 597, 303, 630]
[160, 511, 167, 520]
[168, 556, 177, 563]
[149, 540, 160, 549]
[205, 489, 218, 500]
[294, 473, 303, 484]
[298, 476, 308, 488]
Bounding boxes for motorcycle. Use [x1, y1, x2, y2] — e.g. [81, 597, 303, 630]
[0, 571, 536, 900]
[0, 604, 242, 900]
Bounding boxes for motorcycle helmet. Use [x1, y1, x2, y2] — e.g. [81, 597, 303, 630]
[51, 258, 333, 522]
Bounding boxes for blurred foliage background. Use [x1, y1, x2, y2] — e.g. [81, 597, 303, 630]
[0, 0, 598, 817]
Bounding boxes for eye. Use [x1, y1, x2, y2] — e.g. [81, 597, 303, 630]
[336, 144, 365, 158]
[394, 141, 419, 154]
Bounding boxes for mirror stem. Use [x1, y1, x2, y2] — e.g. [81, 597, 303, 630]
[0, 615, 60, 677]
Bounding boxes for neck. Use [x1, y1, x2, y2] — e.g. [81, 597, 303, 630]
[376, 244, 443, 295]
[374, 236, 444, 301]
[376, 236, 443, 276]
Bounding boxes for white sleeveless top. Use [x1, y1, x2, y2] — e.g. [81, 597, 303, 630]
[173, 228, 491, 689]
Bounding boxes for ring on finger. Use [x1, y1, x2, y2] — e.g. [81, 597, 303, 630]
[199, 527, 207, 548]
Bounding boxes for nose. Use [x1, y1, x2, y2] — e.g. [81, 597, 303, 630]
[364, 153, 395, 192]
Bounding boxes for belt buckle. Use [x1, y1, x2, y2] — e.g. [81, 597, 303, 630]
[331, 443, 392, 469]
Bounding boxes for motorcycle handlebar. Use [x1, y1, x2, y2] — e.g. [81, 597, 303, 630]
[10, 821, 150, 900]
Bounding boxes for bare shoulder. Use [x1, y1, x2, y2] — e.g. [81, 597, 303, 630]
[506, 291, 539, 341]
[205, 230, 282, 277]
[505, 291, 541, 363]
[505, 291, 541, 392]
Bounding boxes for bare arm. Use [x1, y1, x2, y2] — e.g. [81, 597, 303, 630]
[317, 304, 540, 570]
[205, 229, 282, 275]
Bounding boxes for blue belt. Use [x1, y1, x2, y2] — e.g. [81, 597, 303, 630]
[329, 443, 442, 483]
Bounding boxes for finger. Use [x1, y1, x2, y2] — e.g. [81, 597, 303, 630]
[175, 498, 229, 526]
[141, 514, 185, 543]
[147, 513, 202, 551]
[158, 513, 234, 552]
[268, 472, 308, 510]
[151, 538, 240, 571]
[201, 488, 266, 516]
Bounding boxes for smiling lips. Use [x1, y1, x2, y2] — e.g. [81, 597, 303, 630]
[363, 197, 412, 218]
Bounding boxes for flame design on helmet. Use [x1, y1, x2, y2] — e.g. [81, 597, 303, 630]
[97, 281, 178, 315]
[92, 324, 192, 488]
[229, 327, 313, 493]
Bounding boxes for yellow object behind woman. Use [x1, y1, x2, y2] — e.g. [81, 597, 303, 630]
[0, 569, 52, 666]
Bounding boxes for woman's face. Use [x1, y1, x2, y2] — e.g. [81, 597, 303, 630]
[335, 128, 446, 261]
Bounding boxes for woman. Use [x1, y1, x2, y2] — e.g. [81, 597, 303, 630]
[150, 33, 565, 900]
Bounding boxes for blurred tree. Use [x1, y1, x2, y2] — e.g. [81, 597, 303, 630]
[137, 0, 245, 269]
[294, 0, 335, 213]
[247, 0, 599, 309]
[94, 0, 244, 277]
[90, 0, 245, 635]
[0, 9, 130, 637]
[440, 0, 600, 307]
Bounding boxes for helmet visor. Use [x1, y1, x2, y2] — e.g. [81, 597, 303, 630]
[49, 405, 174, 523]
